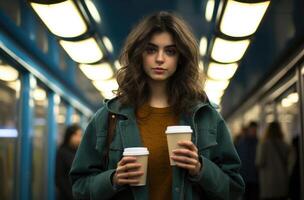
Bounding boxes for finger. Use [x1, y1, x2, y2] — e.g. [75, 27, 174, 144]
[177, 141, 198, 152]
[174, 161, 198, 171]
[118, 156, 137, 166]
[116, 163, 142, 173]
[171, 155, 198, 165]
[173, 149, 198, 160]
[117, 178, 141, 185]
[117, 171, 144, 179]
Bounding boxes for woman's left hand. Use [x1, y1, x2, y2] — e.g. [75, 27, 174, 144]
[171, 140, 202, 176]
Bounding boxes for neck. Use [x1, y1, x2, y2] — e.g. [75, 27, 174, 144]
[148, 80, 169, 108]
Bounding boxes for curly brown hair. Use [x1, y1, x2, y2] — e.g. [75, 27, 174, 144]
[116, 11, 206, 114]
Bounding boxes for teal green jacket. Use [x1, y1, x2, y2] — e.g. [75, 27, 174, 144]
[70, 98, 244, 200]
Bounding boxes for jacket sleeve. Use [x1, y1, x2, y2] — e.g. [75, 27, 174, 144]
[189, 119, 245, 199]
[69, 109, 119, 200]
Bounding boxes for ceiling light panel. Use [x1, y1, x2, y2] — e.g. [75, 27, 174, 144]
[207, 62, 238, 80]
[220, 0, 270, 37]
[211, 37, 250, 63]
[31, 0, 87, 38]
[60, 37, 103, 63]
[79, 63, 114, 80]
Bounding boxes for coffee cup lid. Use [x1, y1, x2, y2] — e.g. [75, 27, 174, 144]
[165, 126, 193, 134]
[123, 147, 149, 156]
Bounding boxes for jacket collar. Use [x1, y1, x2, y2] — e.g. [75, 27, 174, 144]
[104, 97, 218, 118]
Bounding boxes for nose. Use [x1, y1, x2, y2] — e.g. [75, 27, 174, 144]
[156, 50, 165, 64]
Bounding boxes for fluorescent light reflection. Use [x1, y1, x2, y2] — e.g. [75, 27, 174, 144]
[199, 37, 208, 56]
[114, 60, 122, 70]
[33, 88, 47, 101]
[220, 0, 270, 37]
[79, 63, 114, 80]
[85, 0, 101, 23]
[205, 0, 215, 22]
[30, 0, 87, 38]
[207, 62, 238, 80]
[60, 37, 103, 63]
[102, 36, 113, 53]
[199, 61, 205, 72]
[0, 64, 18, 81]
[0, 129, 18, 138]
[211, 37, 250, 63]
[281, 92, 299, 107]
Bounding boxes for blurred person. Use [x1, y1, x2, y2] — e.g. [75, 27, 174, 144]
[235, 121, 259, 200]
[256, 121, 290, 200]
[70, 11, 244, 200]
[56, 124, 82, 200]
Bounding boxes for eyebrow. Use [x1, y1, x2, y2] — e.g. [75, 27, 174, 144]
[147, 43, 177, 48]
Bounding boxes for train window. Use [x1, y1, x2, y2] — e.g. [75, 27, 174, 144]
[0, 61, 20, 200]
[32, 86, 48, 200]
[275, 85, 301, 199]
[55, 98, 67, 146]
[275, 86, 299, 144]
[0, 0, 21, 26]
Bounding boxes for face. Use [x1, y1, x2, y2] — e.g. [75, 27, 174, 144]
[70, 129, 82, 148]
[142, 32, 179, 83]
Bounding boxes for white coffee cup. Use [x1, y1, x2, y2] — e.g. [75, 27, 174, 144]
[123, 147, 149, 186]
[165, 126, 192, 166]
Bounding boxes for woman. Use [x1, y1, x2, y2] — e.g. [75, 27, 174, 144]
[56, 124, 82, 200]
[256, 122, 290, 200]
[70, 11, 244, 200]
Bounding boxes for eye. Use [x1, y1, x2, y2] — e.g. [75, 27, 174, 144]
[165, 48, 177, 56]
[145, 47, 157, 54]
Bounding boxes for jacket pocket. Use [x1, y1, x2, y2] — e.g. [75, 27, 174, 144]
[95, 131, 107, 154]
[197, 128, 218, 152]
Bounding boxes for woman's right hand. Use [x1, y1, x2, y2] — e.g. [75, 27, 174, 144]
[112, 156, 144, 186]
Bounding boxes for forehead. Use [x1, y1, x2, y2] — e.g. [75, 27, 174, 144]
[149, 32, 175, 46]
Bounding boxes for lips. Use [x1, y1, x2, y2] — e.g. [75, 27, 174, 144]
[152, 67, 166, 74]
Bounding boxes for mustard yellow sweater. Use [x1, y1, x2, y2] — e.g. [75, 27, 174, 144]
[136, 104, 179, 200]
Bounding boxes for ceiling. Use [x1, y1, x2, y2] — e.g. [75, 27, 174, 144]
[29, 0, 304, 116]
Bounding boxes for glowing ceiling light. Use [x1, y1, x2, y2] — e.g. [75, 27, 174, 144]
[0, 64, 18, 81]
[102, 36, 113, 53]
[207, 62, 238, 80]
[85, 0, 101, 23]
[30, 0, 87, 38]
[204, 78, 229, 91]
[54, 94, 61, 105]
[79, 62, 114, 80]
[33, 88, 47, 101]
[211, 37, 250, 63]
[220, 0, 270, 37]
[93, 78, 118, 92]
[287, 93, 299, 103]
[7, 80, 21, 92]
[199, 37, 208, 56]
[205, 0, 215, 22]
[60, 37, 103, 63]
[281, 98, 293, 108]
